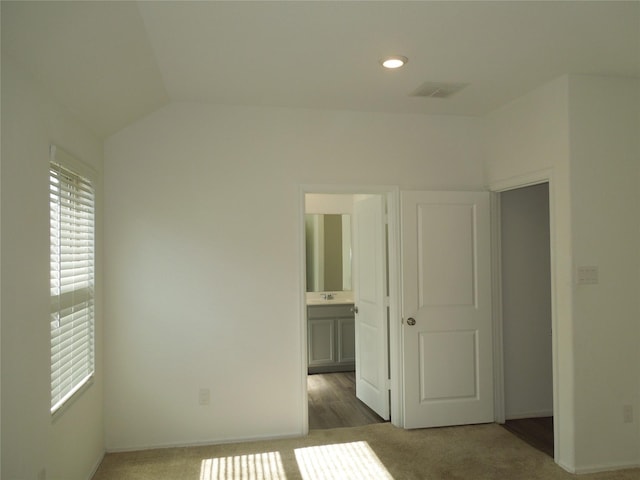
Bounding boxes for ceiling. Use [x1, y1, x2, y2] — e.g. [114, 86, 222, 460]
[2, 1, 639, 139]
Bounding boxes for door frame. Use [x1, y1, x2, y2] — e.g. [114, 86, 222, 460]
[489, 169, 559, 461]
[299, 185, 403, 433]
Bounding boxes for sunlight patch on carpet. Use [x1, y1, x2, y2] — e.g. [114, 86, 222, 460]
[294, 441, 394, 479]
[200, 451, 286, 479]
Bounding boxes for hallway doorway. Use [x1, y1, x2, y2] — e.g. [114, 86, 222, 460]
[499, 182, 554, 457]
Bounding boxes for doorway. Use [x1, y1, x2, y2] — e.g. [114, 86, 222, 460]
[301, 189, 398, 431]
[307, 372, 385, 429]
[498, 182, 554, 457]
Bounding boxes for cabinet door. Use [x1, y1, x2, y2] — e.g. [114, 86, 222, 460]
[337, 317, 355, 364]
[308, 318, 335, 366]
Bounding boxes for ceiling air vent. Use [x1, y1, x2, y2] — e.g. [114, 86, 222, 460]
[410, 81, 468, 99]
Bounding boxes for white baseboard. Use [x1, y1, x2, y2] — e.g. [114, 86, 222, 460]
[505, 410, 553, 420]
[556, 459, 576, 474]
[106, 430, 305, 454]
[86, 451, 106, 480]
[573, 461, 640, 475]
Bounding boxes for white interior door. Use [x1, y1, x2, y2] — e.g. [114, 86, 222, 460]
[353, 195, 390, 420]
[401, 191, 493, 428]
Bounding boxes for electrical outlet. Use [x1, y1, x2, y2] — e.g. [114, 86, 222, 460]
[198, 388, 210, 406]
[623, 405, 633, 423]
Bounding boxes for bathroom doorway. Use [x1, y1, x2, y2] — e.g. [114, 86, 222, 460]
[302, 190, 393, 430]
[307, 372, 385, 429]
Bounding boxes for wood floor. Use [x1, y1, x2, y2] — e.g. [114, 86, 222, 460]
[307, 371, 387, 429]
[308, 372, 553, 458]
[502, 416, 554, 458]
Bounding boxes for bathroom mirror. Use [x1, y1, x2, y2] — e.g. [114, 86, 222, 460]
[305, 214, 352, 292]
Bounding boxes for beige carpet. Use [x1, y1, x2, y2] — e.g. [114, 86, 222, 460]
[92, 423, 639, 479]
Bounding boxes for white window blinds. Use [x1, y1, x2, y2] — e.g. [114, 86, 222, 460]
[49, 147, 96, 414]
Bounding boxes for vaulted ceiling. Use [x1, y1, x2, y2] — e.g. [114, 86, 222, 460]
[2, 1, 639, 138]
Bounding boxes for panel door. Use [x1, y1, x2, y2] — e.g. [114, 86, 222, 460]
[401, 191, 493, 428]
[353, 195, 390, 420]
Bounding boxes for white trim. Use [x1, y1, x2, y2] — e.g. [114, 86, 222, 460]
[546, 175, 561, 464]
[51, 376, 94, 422]
[385, 189, 403, 427]
[556, 460, 576, 474]
[488, 168, 560, 464]
[505, 410, 554, 420]
[298, 187, 309, 435]
[298, 185, 403, 430]
[50, 144, 97, 183]
[300, 184, 399, 195]
[572, 461, 640, 475]
[86, 451, 106, 480]
[490, 192, 505, 424]
[106, 431, 305, 454]
[489, 168, 551, 193]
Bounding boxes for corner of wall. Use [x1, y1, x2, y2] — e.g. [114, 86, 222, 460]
[482, 74, 577, 470]
[2, 53, 106, 480]
[567, 74, 640, 471]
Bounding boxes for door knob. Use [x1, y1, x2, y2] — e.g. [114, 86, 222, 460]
[406, 317, 416, 326]
[351, 306, 359, 314]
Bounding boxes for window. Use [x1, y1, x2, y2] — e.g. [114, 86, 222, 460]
[49, 146, 96, 414]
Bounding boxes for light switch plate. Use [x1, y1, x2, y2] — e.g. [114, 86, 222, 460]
[624, 405, 633, 423]
[198, 388, 210, 405]
[576, 266, 599, 285]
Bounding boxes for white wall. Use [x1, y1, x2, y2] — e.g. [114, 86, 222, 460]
[485, 74, 640, 473]
[103, 103, 485, 450]
[305, 194, 354, 214]
[1, 57, 104, 480]
[501, 183, 553, 419]
[485, 75, 575, 469]
[567, 75, 640, 472]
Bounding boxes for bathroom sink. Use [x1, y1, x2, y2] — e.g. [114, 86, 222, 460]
[306, 292, 354, 306]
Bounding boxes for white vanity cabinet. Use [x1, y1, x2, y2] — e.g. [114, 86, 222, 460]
[307, 304, 355, 373]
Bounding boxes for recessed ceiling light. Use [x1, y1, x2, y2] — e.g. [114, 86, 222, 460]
[380, 55, 408, 69]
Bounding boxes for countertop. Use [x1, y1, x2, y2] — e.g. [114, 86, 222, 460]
[306, 292, 354, 306]
[306, 299, 355, 306]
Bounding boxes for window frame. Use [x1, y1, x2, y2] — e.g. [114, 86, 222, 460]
[49, 145, 97, 417]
